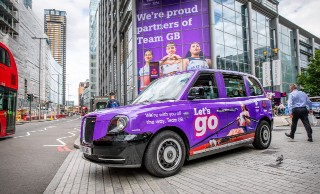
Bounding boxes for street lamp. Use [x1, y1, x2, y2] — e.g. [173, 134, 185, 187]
[52, 73, 61, 115]
[263, 47, 279, 102]
[32, 36, 48, 120]
[66, 83, 71, 114]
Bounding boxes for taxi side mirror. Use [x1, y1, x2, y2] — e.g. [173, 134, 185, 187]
[188, 87, 204, 100]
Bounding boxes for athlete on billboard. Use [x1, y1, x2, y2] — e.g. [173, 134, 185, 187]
[183, 42, 212, 71]
[159, 41, 182, 76]
[139, 50, 152, 91]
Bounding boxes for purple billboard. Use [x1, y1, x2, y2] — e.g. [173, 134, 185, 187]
[137, 0, 211, 91]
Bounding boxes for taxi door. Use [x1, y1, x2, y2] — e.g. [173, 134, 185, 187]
[188, 73, 229, 153]
[221, 73, 256, 137]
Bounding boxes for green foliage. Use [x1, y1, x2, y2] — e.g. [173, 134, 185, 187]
[297, 50, 320, 96]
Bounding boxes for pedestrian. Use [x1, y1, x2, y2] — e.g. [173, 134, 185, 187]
[285, 84, 313, 142]
[106, 92, 120, 108]
[277, 102, 285, 115]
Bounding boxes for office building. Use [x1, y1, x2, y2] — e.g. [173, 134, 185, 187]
[44, 9, 67, 105]
[89, 0, 100, 105]
[78, 80, 89, 107]
[1, 1, 62, 116]
[97, 0, 320, 105]
[0, 0, 19, 37]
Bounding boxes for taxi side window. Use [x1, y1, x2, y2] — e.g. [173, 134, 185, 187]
[247, 77, 263, 96]
[192, 74, 219, 99]
[223, 74, 246, 98]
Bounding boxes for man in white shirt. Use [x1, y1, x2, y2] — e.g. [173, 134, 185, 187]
[285, 84, 313, 142]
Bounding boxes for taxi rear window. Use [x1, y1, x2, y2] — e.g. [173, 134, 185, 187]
[223, 74, 246, 98]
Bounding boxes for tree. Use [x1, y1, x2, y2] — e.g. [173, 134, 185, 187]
[297, 50, 320, 96]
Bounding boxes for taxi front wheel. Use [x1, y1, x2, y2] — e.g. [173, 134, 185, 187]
[253, 120, 272, 149]
[144, 130, 186, 178]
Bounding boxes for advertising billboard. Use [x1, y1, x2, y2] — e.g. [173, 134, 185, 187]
[136, 0, 211, 91]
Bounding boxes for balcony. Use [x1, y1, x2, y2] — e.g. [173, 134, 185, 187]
[1, 0, 18, 11]
[0, 15, 19, 35]
[0, 0, 19, 22]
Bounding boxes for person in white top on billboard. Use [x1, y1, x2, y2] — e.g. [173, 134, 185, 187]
[183, 42, 211, 71]
[159, 41, 182, 76]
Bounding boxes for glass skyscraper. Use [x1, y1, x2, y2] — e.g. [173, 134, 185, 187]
[44, 9, 67, 105]
[88, 0, 100, 109]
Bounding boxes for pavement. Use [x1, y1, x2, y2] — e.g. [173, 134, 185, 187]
[44, 116, 320, 194]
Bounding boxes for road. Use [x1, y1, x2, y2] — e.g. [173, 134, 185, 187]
[0, 116, 81, 194]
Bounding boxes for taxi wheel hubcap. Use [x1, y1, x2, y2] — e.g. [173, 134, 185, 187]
[261, 125, 270, 144]
[157, 138, 182, 171]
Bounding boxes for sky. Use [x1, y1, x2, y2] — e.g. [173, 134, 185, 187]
[31, 0, 320, 105]
[278, 0, 320, 37]
[33, 0, 90, 105]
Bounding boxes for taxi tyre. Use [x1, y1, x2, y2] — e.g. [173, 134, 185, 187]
[253, 120, 272, 149]
[144, 130, 186, 178]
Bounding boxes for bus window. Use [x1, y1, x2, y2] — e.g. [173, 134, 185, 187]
[0, 47, 10, 67]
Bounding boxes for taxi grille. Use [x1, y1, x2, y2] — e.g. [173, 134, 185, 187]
[84, 117, 96, 144]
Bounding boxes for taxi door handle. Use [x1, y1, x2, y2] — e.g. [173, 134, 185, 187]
[217, 108, 238, 113]
[228, 108, 238, 112]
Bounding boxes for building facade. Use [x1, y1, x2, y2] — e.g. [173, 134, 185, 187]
[44, 9, 67, 105]
[23, 0, 32, 9]
[0, 0, 19, 37]
[97, 0, 320, 105]
[0, 1, 62, 116]
[89, 0, 100, 104]
[78, 80, 89, 107]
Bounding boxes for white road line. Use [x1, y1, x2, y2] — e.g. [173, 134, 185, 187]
[14, 132, 31, 138]
[43, 131, 77, 147]
[14, 126, 57, 139]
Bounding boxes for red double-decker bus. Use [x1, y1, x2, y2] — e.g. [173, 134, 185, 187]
[0, 42, 18, 137]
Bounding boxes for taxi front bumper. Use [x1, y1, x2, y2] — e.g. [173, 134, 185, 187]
[80, 132, 152, 167]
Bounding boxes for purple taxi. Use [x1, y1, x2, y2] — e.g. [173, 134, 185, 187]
[81, 69, 273, 177]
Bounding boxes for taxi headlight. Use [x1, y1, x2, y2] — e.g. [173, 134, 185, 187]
[108, 115, 128, 134]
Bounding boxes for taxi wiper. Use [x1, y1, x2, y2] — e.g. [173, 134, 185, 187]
[157, 98, 176, 101]
[140, 100, 151, 103]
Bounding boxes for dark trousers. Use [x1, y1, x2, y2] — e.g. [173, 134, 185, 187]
[291, 107, 313, 138]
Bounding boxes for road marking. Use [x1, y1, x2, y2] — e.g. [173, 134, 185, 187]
[14, 126, 57, 139]
[43, 131, 77, 147]
[14, 132, 30, 138]
[63, 146, 72, 151]
[57, 146, 64, 152]
[57, 146, 72, 152]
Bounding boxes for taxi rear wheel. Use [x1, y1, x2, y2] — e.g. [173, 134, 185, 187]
[253, 120, 271, 149]
[144, 130, 186, 178]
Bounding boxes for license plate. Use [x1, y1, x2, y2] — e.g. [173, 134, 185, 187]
[81, 146, 92, 155]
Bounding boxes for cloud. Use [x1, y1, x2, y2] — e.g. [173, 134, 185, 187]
[278, 0, 320, 37]
[33, 0, 90, 105]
